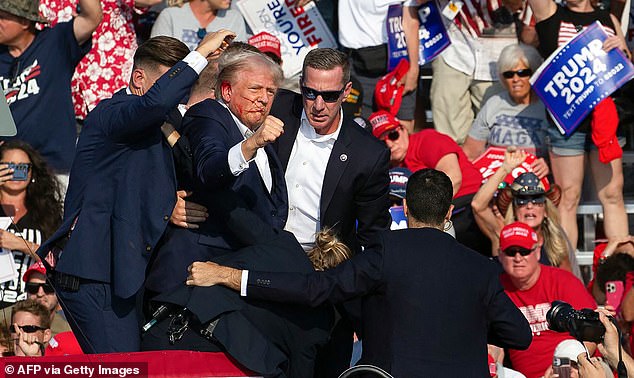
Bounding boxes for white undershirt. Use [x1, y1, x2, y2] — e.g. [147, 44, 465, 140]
[224, 102, 272, 193]
[284, 110, 342, 250]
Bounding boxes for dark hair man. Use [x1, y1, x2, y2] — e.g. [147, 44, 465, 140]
[185, 169, 532, 376]
[37, 30, 235, 354]
[0, 0, 102, 176]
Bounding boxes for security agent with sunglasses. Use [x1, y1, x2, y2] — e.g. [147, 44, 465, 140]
[185, 168, 532, 377]
[268, 47, 390, 377]
[498, 221, 597, 378]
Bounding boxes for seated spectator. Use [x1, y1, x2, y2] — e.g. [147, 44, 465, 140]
[150, 0, 249, 50]
[462, 44, 549, 178]
[38, 0, 163, 122]
[0, 0, 102, 179]
[22, 262, 72, 337]
[370, 111, 489, 254]
[498, 221, 597, 378]
[472, 147, 577, 273]
[0, 141, 62, 310]
[10, 299, 81, 356]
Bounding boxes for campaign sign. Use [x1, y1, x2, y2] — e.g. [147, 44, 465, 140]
[236, 0, 337, 77]
[386, 2, 451, 71]
[415, 1, 450, 65]
[472, 147, 550, 190]
[390, 206, 407, 230]
[387, 4, 409, 72]
[531, 22, 634, 136]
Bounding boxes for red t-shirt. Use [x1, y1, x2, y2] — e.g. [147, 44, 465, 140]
[501, 265, 597, 378]
[45, 331, 83, 356]
[403, 130, 481, 198]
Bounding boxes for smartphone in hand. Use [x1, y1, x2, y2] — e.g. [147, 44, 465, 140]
[606, 280, 625, 314]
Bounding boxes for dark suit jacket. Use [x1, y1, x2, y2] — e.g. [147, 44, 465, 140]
[270, 89, 390, 253]
[38, 61, 198, 299]
[145, 99, 288, 295]
[247, 228, 533, 377]
[155, 198, 332, 378]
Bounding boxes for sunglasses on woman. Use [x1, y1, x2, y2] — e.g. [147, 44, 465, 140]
[9, 324, 47, 334]
[502, 246, 535, 257]
[300, 85, 345, 102]
[513, 195, 546, 207]
[502, 69, 533, 79]
[25, 282, 55, 295]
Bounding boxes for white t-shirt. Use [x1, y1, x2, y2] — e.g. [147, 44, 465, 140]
[338, 0, 406, 49]
[151, 3, 249, 50]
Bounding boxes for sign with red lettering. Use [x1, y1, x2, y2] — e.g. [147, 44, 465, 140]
[472, 147, 550, 190]
[236, 0, 337, 77]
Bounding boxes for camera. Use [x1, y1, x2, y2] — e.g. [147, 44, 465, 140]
[546, 301, 605, 342]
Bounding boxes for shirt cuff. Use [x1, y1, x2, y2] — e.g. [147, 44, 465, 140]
[183, 51, 208, 75]
[240, 270, 249, 296]
[228, 141, 251, 176]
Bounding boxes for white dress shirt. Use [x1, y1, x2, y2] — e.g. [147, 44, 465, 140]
[284, 110, 343, 250]
[224, 102, 273, 193]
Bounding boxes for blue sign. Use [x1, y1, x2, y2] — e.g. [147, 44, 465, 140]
[531, 22, 634, 136]
[386, 2, 451, 71]
[390, 206, 407, 230]
[387, 4, 409, 72]
[415, 1, 451, 65]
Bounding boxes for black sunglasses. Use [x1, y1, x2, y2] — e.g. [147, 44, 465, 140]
[300, 85, 345, 102]
[513, 195, 546, 207]
[9, 324, 47, 334]
[25, 282, 55, 295]
[502, 68, 533, 79]
[384, 130, 400, 141]
[503, 246, 534, 257]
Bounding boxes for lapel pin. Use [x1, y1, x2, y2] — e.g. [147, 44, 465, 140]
[340, 154, 348, 162]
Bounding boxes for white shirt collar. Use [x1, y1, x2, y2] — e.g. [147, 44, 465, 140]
[299, 108, 343, 143]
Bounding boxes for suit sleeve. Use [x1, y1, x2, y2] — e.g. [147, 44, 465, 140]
[247, 235, 386, 306]
[96, 61, 198, 142]
[485, 268, 533, 350]
[354, 144, 391, 247]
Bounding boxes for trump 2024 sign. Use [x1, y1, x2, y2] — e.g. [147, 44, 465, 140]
[530, 22, 634, 136]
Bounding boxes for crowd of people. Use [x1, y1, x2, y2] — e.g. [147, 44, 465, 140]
[1, 0, 634, 377]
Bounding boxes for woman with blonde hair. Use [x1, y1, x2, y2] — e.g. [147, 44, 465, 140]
[472, 147, 579, 275]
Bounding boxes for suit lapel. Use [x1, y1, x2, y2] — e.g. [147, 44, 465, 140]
[275, 95, 303, 170]
[320, 122, 351, 220]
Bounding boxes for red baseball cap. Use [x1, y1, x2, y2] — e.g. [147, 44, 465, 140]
[22, 261, 47, 282]
[374, 59, 409, 115]
[248, 31, 282, 60]
[369, 110, 400, 140]
[499, 222, 538, 252]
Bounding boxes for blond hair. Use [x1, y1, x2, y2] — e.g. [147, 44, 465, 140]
[307, 229, 352, 271]
[505, 199, 569, 267]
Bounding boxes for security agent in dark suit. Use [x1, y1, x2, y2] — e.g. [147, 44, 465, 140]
[36, 31, 236, 353]
[142, 191, 343, 378]
[144, 49, 289, 300]
[269, 48, 391, 376]
[187, 169, 533, 377]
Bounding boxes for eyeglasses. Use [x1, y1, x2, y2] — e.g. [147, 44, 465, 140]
[25, 282, 55, 295]
[502, 246, 535, 257]
[9, 324, 47, 334]
[197, 28, 207, 40]
[382, 129, 401, 141]
[513, 195, 546, 207]
[502, 69, 533, 79]
[300, 85, 345, 103]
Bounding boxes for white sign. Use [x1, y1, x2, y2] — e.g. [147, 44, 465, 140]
[236, 0, 337, 77]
